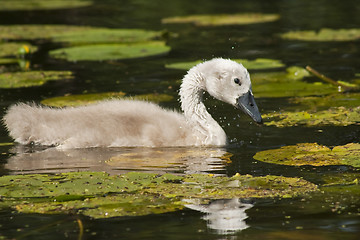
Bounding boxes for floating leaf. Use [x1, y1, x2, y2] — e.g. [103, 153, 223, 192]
[49, 41, 170, 61]
[0, 171, 318, 218]
[280, 28, 360, 41]
[166, 58, 285, 71]
[0, 42, 37, 58]
[290, 93, 360, 111]
[0, 25, 163, 44]
[263, 106, 360, 127]
[162, 13, 280, 26]
[251, 67, 337, 98]
[41, 92, 174, 107]
[253, 143, 360, 167]
[0, 0, 92, 11]
[0, 71, 73, 88]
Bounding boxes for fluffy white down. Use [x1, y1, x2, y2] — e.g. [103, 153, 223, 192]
[3, 58, 256, 148]
[4, 101, 195, 148]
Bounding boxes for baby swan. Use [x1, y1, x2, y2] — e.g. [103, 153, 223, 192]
[3, 58, 262, 149]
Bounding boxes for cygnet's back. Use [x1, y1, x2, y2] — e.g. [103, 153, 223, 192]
[4, 101, 194, 148]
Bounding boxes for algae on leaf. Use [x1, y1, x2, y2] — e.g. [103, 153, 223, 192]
[280, 28, 360, 41]
[0, 71, 73, 88]
[263, 106, 360, 127]
[290, 93, 360, 111]
[253, 143, 360, 167]
[0, 171, 318, 218]
[49, 42, 170, 61]
[166, 58, 285, 71]
[0, 0, 92, 11]
[162, 13, 280, 26]
[41, 92, 174, 107]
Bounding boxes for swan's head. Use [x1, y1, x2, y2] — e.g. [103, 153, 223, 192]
[201, 58, 262, 124]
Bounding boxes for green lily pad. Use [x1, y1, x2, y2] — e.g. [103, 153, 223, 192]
[41, 92, 174, 107]
[280, 28, 360, 41]
[0, 71, 73, 88]
[251, 67, 338, 98]
[0, 42, 37, 58]
[166, 58, 285, 71]
[290, 93, 360, 111]
[162, 13, 280, 26]
[0, 0, 92, 11]
[0, 171, 318, 218]
[263, 106, 360, 127]
[253, 143, 360, 167]
[0, 25, 163, 44]
[49, 41, 170, 61]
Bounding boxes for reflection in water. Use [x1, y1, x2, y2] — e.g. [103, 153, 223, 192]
[184, 198, 253, 235]
[5, 145, 231, 175]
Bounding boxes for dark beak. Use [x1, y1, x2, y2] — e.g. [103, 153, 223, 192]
[237, 91, 263, 124]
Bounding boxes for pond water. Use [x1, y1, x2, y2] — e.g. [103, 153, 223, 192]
[0, 0, 359, 239]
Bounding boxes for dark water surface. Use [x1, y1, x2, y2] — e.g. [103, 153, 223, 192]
[0, 0, 359, 239]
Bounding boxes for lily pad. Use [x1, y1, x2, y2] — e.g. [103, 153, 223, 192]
[166, 58, 285, 71]
[251, 67, 338, 98]
[0, 171, 318, 218]
[41, 92, 174, 107]
[263, 106, 360, 127]
[162, 13, 280, 26]
[0, 0, 92, 11]
[280, 28, 360, 41]
[0, 25, 163, 44]
[0, 42, 37, 58]
[253, 143, 360, 167]
[49, 41, 170, 61]
[0, 71, 73, 88]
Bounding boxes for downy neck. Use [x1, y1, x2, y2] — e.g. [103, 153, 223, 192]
[179, 70, 226, 146]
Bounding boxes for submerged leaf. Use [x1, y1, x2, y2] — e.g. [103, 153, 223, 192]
[280, 28, 360, 41]
[0, 0, 92, 11]
[166, 58, 285, 71]
[41, 92, 174, 107]
[0, 71, 73, 88]
[0, 171, 318, 218]
[263, 106, 360, 127]
[49, 42, 170, 61]
[253, 143, 360, 167]
[162, 13, 280, 26]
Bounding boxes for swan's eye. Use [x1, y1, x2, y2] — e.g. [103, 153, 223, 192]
[234, 78, 241, 85]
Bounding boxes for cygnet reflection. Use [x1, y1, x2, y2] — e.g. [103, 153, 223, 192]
[5, 145, 231, 175]
[184, 198, 253, 235]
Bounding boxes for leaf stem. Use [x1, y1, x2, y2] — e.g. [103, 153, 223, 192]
[305, 65, 358, 91]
